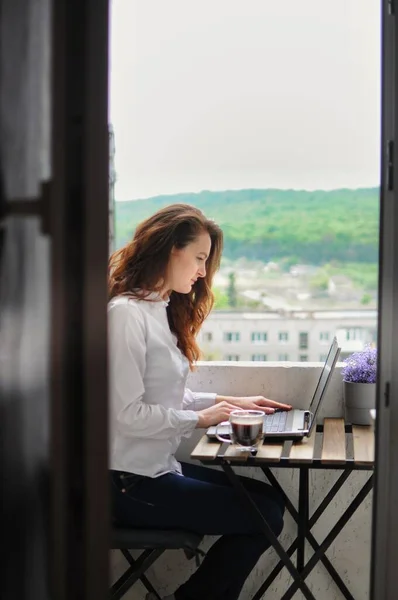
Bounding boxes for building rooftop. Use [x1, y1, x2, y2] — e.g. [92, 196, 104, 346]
[207, 309, 377, 321]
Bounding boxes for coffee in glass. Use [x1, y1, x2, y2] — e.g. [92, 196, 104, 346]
[216, 409, 265, 452]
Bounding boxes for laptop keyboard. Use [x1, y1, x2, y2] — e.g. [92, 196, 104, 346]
[264, 411, 288, 433]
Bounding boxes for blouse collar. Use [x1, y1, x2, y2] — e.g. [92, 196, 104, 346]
[142, 290, 170, 307]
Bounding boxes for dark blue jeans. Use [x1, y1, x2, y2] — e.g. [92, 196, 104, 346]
[111, 462, 285, 600]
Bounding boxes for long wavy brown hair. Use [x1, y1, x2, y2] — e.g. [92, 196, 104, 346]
[108, 203, 223, 367]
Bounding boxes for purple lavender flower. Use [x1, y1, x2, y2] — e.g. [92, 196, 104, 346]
[341, 345, 377, 384]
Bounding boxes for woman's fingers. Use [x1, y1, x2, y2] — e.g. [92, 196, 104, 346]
[256, 397, 292, 410]
[244, 402, 275, 413]
[215, 398, 292, 422]
[217, 402, 240, 420]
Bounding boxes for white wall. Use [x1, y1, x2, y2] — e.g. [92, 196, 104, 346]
[111, 363, 372, 599]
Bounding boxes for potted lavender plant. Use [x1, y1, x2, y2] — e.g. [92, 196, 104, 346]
[342, 345, 377, 425]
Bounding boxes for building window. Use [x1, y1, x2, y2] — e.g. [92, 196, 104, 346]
[224, 332, 240, 342]
[320, 332, 330, 343]
[299, 332, 308, 349]
[346, 328, 364, 341]
[203, 332, 213, 342]
[251, 332, 268, 343]
[279, 332, 289, 342]
[299, 354, 308, 362]
[251, 354, 267, 361]
[278, 353, 289, 361]
[224, 354, 240, 361]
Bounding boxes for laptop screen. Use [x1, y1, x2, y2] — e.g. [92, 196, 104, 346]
[307, 337, 341, 431]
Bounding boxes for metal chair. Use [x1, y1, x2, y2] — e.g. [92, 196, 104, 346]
[110, 526, 204, 600]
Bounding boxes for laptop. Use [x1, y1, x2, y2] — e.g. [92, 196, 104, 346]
[207, 336, 341, 441]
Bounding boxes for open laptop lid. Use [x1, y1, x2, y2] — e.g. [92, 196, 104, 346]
[306, 336, 341, 434]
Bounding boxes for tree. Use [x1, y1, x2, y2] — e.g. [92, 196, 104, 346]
[227, 272, 238, 307]
[213, 287, 229, 309]
[361, 293, 372, 305]
[310, 271, 329, 291]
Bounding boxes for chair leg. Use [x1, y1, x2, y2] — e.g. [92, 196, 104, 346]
[139, 576, 161, 599]
[120, 549, 161, 599]
[110, 548, 164, 600]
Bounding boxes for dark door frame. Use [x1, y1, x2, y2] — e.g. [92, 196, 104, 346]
[371, 0, 398, 598]
[50, 1, 110, 598]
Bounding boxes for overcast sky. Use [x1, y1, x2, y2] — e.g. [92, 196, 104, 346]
[109, 0, 381, 201]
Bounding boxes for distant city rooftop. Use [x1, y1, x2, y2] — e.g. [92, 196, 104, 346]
[209, 309, 377, 321]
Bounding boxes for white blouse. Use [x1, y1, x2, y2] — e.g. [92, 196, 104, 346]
[108, 294, 217, 477]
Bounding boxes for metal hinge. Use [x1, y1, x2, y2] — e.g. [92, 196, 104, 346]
[385, 381, 390, 408]
[386, 140, 394, 191]
[389, 0, 395, 15]
[0, 179, 51, 235]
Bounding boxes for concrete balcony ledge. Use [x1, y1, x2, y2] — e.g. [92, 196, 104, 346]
[187, 360, 345, 418]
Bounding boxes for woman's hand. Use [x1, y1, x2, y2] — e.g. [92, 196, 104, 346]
[215, 395, 292, 414]
[196, 401, 238, 429]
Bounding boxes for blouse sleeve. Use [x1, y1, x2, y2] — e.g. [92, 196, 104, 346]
[108, 303, 198, 439]
[183, 387, 217, 411]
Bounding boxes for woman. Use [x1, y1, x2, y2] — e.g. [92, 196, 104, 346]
[108, 203, 291, 600]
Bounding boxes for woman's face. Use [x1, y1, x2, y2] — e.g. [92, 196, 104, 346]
[165, 231, 212, 294]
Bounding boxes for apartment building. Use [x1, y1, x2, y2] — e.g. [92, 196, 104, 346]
[197, 309, 377, 362]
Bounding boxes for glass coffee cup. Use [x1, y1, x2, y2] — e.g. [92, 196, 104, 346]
[215, 409, 265, 452]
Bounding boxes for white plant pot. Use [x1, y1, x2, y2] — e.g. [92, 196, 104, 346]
[344, 381, 376, 425]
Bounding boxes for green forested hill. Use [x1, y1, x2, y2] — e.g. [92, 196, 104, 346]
[115, 188, 379, 265]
